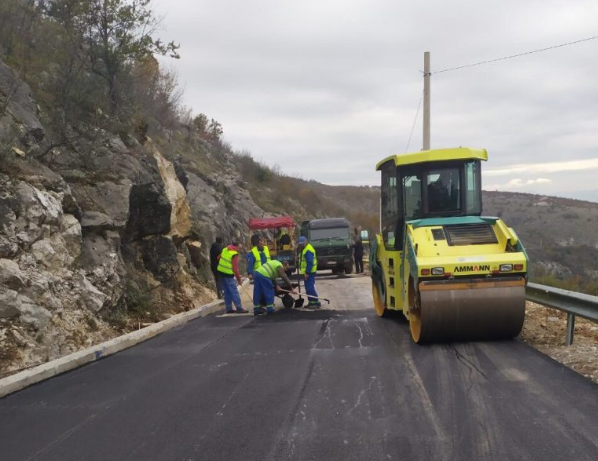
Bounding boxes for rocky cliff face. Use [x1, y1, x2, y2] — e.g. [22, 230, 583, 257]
[0, 58, 265, 375]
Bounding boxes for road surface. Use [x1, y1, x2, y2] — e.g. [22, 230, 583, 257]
[1, 274, 598, 460]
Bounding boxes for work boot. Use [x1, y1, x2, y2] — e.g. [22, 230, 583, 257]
[306, 302, 321, 309]
[236, 308, 249, 314]
[266, 307, 276, 315]
[253, 307, 265, 316]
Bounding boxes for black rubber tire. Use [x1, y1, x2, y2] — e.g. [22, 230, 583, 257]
[344, 263, 353, 274]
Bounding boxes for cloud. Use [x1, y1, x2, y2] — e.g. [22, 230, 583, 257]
[152, 0, 598, 203]
[485, 158, 598, 177]
[486, 178, 551, 189]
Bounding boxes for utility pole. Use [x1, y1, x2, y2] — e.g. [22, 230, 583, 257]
[423, 51, 431, 150]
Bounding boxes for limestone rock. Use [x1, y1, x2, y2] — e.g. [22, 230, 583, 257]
[30, 235, 71, 271]
[141, 236, 179, 282]
[125, 182, 171, 242]
[80, 211, 115, 232]
[185, 240, 203, 268]
[77, 274, 108, 312]
[61, 214, 82, 257]
[71, 180, 131, 229]
[0, 288, 51, 328]
[153, 150, 191, 239]
[0, 258, 27, 290]
[0, 59, 45, 148]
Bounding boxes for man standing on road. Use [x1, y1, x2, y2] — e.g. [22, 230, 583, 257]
[353, 237, 364, 274]
[210, 237, 224, 298]
[217, 241, 248, 314]
[246, 234, 271, 281]
[297, 236, 320, 308]
[253, 260, 297, 316]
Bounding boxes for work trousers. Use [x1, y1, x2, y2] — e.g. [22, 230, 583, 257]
[221, 276, 243, 312]
[304, 272, 320, 306]
[253, 273, 275, 310]
[354, 254, 364, 273]
[211, 267, 223, 298]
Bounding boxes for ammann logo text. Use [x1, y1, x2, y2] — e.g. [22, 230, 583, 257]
[454, 265, 490, 273]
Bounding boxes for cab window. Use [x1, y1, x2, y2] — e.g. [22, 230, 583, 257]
[425, 167, 461, 213]
[465, 161, 482, 215]
[402, 169, 423, 220]
[381, 162, 400, 250]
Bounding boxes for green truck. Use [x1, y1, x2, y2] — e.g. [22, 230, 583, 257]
[300, 218, 354, 274]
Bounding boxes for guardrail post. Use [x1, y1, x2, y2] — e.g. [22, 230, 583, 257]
[566, 313, 576, 346]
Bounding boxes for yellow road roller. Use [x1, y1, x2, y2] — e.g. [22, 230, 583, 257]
[370, 147, 528, 343]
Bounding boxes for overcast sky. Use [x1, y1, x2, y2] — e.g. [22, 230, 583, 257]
[152, 0, 598, 202]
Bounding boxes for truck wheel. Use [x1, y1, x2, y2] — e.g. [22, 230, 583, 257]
[344, 263, 353, 274]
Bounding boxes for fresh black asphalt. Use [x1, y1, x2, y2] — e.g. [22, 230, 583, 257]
[1, 275, 598, 460]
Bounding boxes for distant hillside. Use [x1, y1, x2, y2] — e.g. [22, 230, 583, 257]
[483, 191, 598, 294]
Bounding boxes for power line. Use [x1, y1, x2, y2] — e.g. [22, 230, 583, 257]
[433, 35, 598, 75]
[405, 93, 423, 153]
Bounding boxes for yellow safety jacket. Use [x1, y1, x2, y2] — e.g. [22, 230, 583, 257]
[217, 247, 237, 275]
[251, 245, 271, 270]
[299, 243, 317, 274]
[256, 260, 283, 280]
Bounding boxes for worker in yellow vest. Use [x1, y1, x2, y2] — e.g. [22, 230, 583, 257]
[246, 234, 271, 281]
[297, 236, 321, 308]
[217, 241, 248, 314]
[253, 260, 297, 316]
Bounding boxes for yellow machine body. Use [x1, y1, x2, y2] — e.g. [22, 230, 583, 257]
[370, 147, 528, 343]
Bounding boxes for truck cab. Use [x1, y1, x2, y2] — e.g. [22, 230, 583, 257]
[301, 218, 354, 274]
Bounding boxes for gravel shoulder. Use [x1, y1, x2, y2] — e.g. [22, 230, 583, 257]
[520, 301, 598, 384]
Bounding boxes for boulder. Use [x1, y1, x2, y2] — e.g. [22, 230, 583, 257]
[0, 258, 27, 290]
[0, 287, 51, 328]
[124, 182, 172, 242]
[153, 150, 191, 239]
[141, 235, 179, 282]
[77, 274, 108, 312]
[71, 180, 131, 229]
[185, 240, 203, 268]
[61, 214, 82, 257]
[80, 211, 115, 233]
[30, 235, 71, 271]
[0, 236, 18, 258]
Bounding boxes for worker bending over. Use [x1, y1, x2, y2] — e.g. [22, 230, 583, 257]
[247, 234, 271, 281]
[298, 236, 320, 308]
[253, 260, 297, 316]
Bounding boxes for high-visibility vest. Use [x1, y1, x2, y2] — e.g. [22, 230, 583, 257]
[217, 247, 238, 275]
[299, 243, 317, 274]
[256, 260, 283, 280]
[251, 245, 271, 270]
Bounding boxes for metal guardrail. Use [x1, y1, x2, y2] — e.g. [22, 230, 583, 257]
[526, 282, 598, 346]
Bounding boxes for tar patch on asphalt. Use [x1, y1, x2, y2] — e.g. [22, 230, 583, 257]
[247, 309, 343, 323]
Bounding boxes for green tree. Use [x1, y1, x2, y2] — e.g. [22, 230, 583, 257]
[48, 0, 180, 112]
[193, 113, 223, 141]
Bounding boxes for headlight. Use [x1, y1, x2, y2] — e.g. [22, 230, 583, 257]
[431, 267, 444, 275]
[500, 264, 513, 272]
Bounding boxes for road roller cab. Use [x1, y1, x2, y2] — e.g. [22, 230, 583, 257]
[370, 147, 529, 343]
